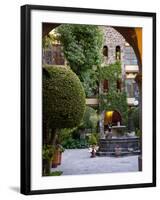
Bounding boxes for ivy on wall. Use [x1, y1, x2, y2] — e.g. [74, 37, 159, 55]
[99, 62, 128, 124]
[57, 24, 104, 75]
[56, 24, 104, 97]
[99, 61, 121, 84]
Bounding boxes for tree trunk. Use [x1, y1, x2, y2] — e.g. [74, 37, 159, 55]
[43, 159, 51, 176]
[43, 128, 58, 176]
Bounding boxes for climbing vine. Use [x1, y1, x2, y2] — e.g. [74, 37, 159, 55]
[99, 62, 128, 124]
[56, 24, 104, 97]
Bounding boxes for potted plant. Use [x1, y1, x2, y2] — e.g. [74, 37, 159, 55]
[88, 134, 99, 158]
[52, 144, 65, 168]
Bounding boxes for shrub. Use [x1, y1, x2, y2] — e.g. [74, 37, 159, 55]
[42, 145, 55, 161]
[58, 128, 77, 143]
[47, 171, 63, 176]
[43, 66, 86, 175]
[132, 107, 140, 130]
[82, 106, 99, 131]
[88, 134, 98, 145]
[62, 138, 89, 149]
[43, 66, 86, 129]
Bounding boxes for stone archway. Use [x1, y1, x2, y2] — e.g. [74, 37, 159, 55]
[42, 23, 143, 162]
[42, 22, 142, 130]
[42, 23, 142, 70]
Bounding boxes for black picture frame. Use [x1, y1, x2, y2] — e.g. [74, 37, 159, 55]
[21, 4, 156, 195]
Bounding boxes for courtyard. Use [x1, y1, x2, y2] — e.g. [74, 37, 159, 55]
[51, 149, 139, 175]
[42, 24, 142, 176]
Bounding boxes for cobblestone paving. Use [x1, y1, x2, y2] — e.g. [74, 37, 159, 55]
[51, 149, 139, 175]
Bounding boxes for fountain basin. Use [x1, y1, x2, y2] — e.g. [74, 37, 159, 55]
[97, 136, 140, 156]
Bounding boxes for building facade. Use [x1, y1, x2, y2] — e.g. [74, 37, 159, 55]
[101, 26, 139, 106]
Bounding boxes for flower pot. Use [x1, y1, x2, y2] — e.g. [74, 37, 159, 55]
[52, 150, 62, 168]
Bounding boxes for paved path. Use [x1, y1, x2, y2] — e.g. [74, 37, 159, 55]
[51, 149, 139, 175]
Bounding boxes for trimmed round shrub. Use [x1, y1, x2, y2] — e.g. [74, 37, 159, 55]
[43, 66, 86, 129]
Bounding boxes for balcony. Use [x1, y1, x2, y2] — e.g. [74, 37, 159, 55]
[127, 97, 138, 106]
[125, 65, 139, 73]
[86, 98, 99, 106]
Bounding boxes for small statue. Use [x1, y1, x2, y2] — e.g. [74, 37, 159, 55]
[89, 145, 99, 158]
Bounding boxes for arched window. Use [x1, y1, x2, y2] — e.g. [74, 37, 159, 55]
[117, 79, 122, 92]
[103, 46, 108, 57]
[116, 46, 121, 61]
[103, 79, 109, 93]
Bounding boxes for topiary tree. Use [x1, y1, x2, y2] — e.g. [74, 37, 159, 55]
[43, 66, 86, 175]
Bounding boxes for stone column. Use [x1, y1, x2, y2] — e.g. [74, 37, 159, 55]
[135, 73, 142, 171]
[99, 111, 105, 139]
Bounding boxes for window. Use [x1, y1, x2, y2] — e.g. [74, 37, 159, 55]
[125, 79, 139, 98]
[124, 46, 138, 65]
[116, 46, 121, 61]
[103, 46, 108, 57]
[52, 44, 65, 65]
[117, 79, 122, 92]
[103, 80, 109, 93]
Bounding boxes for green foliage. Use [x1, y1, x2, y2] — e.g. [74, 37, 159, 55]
[42, 33, 60, 49]
[62, 138, 89, 149]
[88, 134, 97, 145]
[135, 128, 141, 137]
[100, 90, 128, 123]
[58, 127, 78, 143]
[46, 171, 63, 176]
[132, 107, 140, 130]
[56, 144, 65, 153]
[99, 61, 121, 84]
[93, 132, 100, 142]
[42, 35, 52, 49]
[58, 127, 89, 149]
[43, 66, 86, 129]
[56, 24, 104, 75]
[99, 62, 128, 124]
[80, 69, 99, 97]
[56, 24, 103, 97]
[42, 145, 55, 161]
[82, 106, 99, 131]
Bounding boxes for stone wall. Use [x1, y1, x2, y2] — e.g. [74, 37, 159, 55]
[101, 26, 126, 78]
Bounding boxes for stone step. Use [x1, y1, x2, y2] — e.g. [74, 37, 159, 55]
[98, 137, 140, 156]
[99, 139, 140, 144]
[97, 150, 140, 157]
[99, 147, 139, 152]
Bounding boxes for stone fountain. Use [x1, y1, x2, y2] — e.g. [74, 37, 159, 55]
[97, 111, 140, 156]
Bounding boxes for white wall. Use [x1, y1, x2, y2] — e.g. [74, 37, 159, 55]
[0, 0, 159, 199]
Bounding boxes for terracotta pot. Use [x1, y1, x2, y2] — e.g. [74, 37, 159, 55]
[52, 150, 62, 168]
